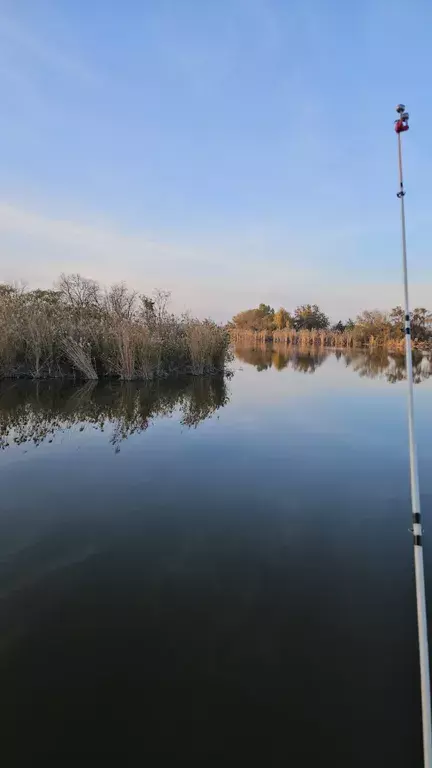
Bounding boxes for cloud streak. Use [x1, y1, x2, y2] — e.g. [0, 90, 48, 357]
[0, 201, 321, 319]
[0, 200, 430, 323]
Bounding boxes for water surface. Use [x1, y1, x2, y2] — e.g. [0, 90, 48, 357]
[1, 348, 432, 765]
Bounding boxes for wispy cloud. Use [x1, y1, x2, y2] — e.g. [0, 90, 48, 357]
[1, 200, 428, 323]
[0, 201, 322, 319]
[0, 201, 203, 278]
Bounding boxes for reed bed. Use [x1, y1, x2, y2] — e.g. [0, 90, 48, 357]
[230, 328, 431, 350]
[0, 275, 230, 380]
[230, 328, 355, 347]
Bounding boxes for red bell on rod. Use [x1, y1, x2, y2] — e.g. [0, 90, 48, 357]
[395, 103, 410, 133]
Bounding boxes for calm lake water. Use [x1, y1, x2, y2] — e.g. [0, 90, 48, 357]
[2, 346, 432, 765]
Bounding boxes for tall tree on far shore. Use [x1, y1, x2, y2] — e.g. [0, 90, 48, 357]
[293, 304, 329, 331]
[274, 307, 292, 330]
[331, 320, 346, 333]
[390, 305, 432, 341]
[232, 303, 275, 332]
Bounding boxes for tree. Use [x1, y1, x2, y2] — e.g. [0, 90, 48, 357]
[390, 306, 432, 341]
[25, 289, 62, 306]
[105, 282, 138, 320]
[232, 309, 260, 331]
[412, 307, 432, 341]
[331, 320, 346, 333]
[232, 304, 275, 332]
[390, 305, 404, 326]
[152, 289, 171, 323]
[354, 310, 392, 345]
[274, 307, 292, 330]
[57, 273, 102, 311]
[258, 303, 274, 317]
[140, 295, 156, 325]
[293, 304, 329, 331]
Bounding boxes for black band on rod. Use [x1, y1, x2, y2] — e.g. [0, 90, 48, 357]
[414, 535, 423, 547]
[413, 513, 422, 524]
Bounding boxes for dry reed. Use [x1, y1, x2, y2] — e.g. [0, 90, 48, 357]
[0, 276, 230, 380]
[229, 327, 431, 350]
[230, 328, 356, 348]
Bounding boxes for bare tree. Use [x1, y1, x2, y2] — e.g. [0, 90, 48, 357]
[139, 290, 170, 326]
[57, 273, 102, 311]
[104, 282, 138, 321]
[153, 289, 171, 323]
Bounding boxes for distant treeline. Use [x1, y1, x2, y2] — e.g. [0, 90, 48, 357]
[228, 303, 432, 348]
[0, 275, 230, 380]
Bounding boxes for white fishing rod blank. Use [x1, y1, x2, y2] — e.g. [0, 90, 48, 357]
[395, 103, 432, 768]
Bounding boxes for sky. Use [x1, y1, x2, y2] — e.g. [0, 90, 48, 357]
[0, 0, 431, 322]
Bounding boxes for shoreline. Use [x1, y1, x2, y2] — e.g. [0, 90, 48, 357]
[229, 330, 432, 352]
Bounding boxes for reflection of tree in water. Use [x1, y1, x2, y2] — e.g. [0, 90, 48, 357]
[346, 349, 392, 380]
[345, 350, 431, 384]
[235, 345, 273, 371]
[235, 343, 432, 383]
[289, 351, 326, 374]
[0, 376, 229, 451]
[235, 344, 326, 374]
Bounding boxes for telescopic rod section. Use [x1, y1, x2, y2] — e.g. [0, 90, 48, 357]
[395, 103, 432, 768]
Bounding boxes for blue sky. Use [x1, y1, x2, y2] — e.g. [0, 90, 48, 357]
[0, 0, 431, 321]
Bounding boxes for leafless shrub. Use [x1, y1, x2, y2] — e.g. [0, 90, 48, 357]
[104, 282, 138, 321]
[57, 273, 102, 312]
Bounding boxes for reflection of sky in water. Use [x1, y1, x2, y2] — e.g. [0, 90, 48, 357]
[1, 349, 431, 765]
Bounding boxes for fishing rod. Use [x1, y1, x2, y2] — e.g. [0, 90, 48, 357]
[395, 103, 432, 768]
